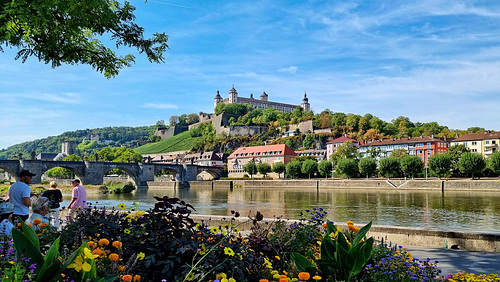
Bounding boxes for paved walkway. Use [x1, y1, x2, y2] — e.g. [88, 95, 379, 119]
[405, 246, 500, 276]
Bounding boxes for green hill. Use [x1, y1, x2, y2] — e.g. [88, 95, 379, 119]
[134, 130, 202, 154]
[0, 126, 154, 160]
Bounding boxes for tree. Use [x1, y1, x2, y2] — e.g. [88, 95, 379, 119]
[400, 155, 423, 179]
[0, 0, 169, 78]
[301, 159, 318, 179]
[488, 152, 500, 176]
[366, 147, 382, 159]
[257, 162, 272, 178]
[272, 162, 286, 179]
[390, 148, 408, 160]
[63, 154, 82, 161]
[243, 161, 257, 178]
[358, 157, 377, 179]
[378, 157, 401, 178]
[169, 116, 179, 127]
[336, 158, 358, 179]
[447, 144, 470, 176]
[427, 154, 451, 179]
[186, 114, 200, 125]
[303, 135, 314, 149]
[318, 160, 333, 178]
[458, 152, 486, 179]
[45, 167, 72, 179]
[329, 141, 359, 163]
[286, 161, 302, 179]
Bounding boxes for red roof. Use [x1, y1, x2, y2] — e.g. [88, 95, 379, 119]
[228, 144, 297, 159]
[327, 136, 358, 144]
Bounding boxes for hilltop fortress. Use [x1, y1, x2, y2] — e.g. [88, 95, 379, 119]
[214, 86, 310, 113]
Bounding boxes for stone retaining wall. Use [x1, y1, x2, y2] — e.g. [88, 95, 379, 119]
[190, 214, 500, 252]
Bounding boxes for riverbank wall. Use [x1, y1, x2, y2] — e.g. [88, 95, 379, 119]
[178, 179, 500, 191]
[189, 214, 500, 253]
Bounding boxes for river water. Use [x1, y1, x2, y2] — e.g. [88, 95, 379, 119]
[61, 186, 500, 233]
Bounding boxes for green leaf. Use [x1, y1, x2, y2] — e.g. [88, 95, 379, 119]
[11, 228, 44, 271]
[320, 235, 336, 261]
[19, 219, 40, 250]
[291, 252, 316, 272]
[336, 241, 354, 270]
[352, 221, 372, 246]
[337, 232, 350, 251]
[36, 237, 61, 282]
[326, 220, 336, 234]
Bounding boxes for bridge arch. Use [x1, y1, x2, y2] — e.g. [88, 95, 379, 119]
[196, 167, 223, 180]
[101, 163, 140, 187]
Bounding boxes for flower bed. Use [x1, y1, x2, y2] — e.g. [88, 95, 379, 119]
[1, 197, 499, 281]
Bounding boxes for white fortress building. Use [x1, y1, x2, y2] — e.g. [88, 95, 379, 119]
[214, 86, 310, 113]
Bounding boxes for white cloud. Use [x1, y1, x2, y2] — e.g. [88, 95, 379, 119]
[278, 66, 298, 74]
[142, 103, 179, 109]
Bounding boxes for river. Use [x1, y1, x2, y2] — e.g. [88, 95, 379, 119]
[61, 186, 500, 233]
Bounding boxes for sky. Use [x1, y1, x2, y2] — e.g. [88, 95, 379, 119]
[1, 0, 500, 150]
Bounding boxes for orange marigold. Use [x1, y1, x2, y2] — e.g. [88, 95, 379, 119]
[92, 248, 103, 256]
[112, 241, 123, 249]
[259, 280, 269, 282]
[119, 266, 126, 272]
[32, 218, 42, 225]
[109, 253, 120, 262]
[87, 241, 96, 248]
[353, 226, 360, 232]
[122, 275, 133, 282]
[298, 272, 311, 281]
[133, 275, 141, 282]
[346, 221, 354, 225]
[99, 239, 110, 246]
[279, 275, 288, 282]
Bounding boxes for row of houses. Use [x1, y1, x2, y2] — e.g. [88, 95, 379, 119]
[154, 131, 498, 177]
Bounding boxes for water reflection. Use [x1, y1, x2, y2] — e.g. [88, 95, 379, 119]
[61, 187, 500, 233]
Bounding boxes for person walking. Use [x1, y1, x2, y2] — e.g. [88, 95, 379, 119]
[41, 181, 63, 227]
[7, 170, 36, 222]
[67, 179, 87, 220]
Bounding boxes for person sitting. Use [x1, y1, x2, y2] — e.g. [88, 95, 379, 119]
[26, 196, 50, 226]
[0, 200, 15, 236]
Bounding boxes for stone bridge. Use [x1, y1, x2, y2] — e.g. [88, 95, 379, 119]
[0, 160, 224, 187]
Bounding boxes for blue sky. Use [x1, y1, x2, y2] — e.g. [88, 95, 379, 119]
[1, 0, 500, 150]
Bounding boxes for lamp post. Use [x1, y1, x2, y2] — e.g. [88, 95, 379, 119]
[331, 161, 335, 181]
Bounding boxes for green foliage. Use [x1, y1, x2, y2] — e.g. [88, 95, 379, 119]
[318, 160, 333, 178]
[428, 154, 452, 179]
[45, 167, 73, 178]
[400, 155, 424, 179]
[301, 159, 318, 179]
[336, 158, 358, 179]
[243, 161, 257, 177]
[293, 221, 374, 281]
[63, 154, 82, 161]
[447, 144, 470, 176]
[358, 158, 377, 179]
[0, 0, 169, 78]
[112, 182, 136, 194]
[329, 141, 359, 163]
[286, 161, 302, 179]
[257, 162, 272, 177]
[378, 157, 401, 178]
[489, 152, 500, 176]
[135, 130, 200, 154]
[0, 126, 153, 160]
[390, 148, 408, 159]
[271, 162, 286, 178]
[458, 152, 486, 179]
[303, 135, 314, 149]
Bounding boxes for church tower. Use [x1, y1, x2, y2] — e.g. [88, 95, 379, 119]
[301, 91, 310, 112]
[214, 90, 223, 112]
[260, 90, 268, 101]
[228, 85, 238, 104]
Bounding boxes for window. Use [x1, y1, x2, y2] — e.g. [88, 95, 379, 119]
[493, 141, 497, 145]
[472, 149, 477, 152]
[427, 150, 431, 155]
[485, 141, 489, 144]
[472, 141, 478, 145]
[427, 143, 431, 148]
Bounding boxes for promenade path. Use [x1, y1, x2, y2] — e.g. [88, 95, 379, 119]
[405, 246, 500, 276]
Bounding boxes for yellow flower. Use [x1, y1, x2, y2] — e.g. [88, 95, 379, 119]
[224, 247, 235, 256]
[312, 275, 322, 281]
[32, 218, 42, 225]
[221, 279, 228, 282]
[68, 256, 92, 272]
[83, 248, 99, 259]
[275, 255, 281, 260]
[118, 203, 126, 210]
[210, 226, 220, 234]
[133, 275, 141, 282]
[228, 278, 236, 282]
[263, 257, 272, 269]
[186, 272, 195, 281]
[273, 273, 281, 280]
[136, 252, 145, 260]
[124, 228, 131, 234]
[112, 241, 123, 249]
[98, 238, 110, 246]
[298, 272, 310, 281]
[135, 210, 146, 218]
